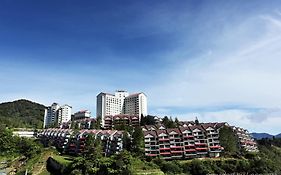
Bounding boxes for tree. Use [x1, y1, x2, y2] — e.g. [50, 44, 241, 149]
[131, 127, 144, 155]
[195, 117, 199, 125]
[122, 132, 132, 151]
[93, 116, 102, 129]
[175, 117, 180, 126]
[219, 126, 239, 156]
[162, 116, 176, 128]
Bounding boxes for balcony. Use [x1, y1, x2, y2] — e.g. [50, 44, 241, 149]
[185, 145, 195, 149]
[160, 152, 171, 155]
[144, 138, 157, 142]
[159, 138, 169, 141]
[146, 153, 158, 157]
[185, 149, 196, 152]
[184, 135, 194, 139]
[195, 143, 207, 146]
[171, 150, 183, 153]
[145, 148, 159, 151]
[170, 145, 183, 149]
[196, 147, 208, 151]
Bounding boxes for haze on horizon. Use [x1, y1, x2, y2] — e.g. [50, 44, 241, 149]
[1, 0, 281, 134]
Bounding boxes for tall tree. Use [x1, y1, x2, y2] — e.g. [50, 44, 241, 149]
[175, 117, 180, 126]
[219, 126, 239, 155]
[131, 126, 144, 155]
[93, 116, 102, 129]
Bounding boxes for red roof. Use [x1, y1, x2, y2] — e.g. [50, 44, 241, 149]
[144, 130, 157, 137]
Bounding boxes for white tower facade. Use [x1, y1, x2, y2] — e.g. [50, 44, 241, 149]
[96, 90, 147, 127]
[43, 103, 72, 128]
[57, 104, 72, 125]
[43, 103, 60, 128]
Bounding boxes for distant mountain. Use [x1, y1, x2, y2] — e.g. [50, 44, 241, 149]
[251, 133, 274, 139]
[251, 132, 281, 139]
[0, 99, 46, 128]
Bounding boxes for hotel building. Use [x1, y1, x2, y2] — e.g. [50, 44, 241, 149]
[43, 103, 72, 128]
[96, 90, 147, 126]
[73, 110, 91, 120]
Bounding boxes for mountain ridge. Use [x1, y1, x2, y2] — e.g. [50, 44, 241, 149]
[251, 132, 281, 139]
[0, 99, 46, 128]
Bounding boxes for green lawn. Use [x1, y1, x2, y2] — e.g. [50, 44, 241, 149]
[130, 158, 164, 175]
[52, 155, 73, 166]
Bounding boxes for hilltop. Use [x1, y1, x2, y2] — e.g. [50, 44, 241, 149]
[251, 132, 281, 139]
[0, 99, 45, 128]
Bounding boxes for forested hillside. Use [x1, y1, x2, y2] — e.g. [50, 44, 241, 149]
[0, 99, 45, 128]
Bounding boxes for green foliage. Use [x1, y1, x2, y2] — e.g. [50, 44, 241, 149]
[174, 117, 180, 126]
[122, 132, 132, 151]
[0, 126, 42, 159]
[68, 150, 135, 175]
[93, 116, 102, 129]
[131, 127, 144, 155]
[219, 126, 239, 155]
[162, 116, 176, 128]
[140, 115, 156, 126]
[0, 99, 45, 129]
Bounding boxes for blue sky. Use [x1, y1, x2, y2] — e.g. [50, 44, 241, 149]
[1, 0, 281, 134]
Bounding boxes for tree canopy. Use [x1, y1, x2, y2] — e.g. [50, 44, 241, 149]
[0, 99, 45, 128]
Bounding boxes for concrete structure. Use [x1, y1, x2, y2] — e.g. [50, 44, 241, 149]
[143, 122, 258, 159]
[57, 105, 72, 126]
[104, 114, 140, 129]
[43, 103, 60, 128]
[232, 126, 258, 152]
[13, 131, 35, 138]
[97, 90, 147, 126]
[73, 110, 91, 120]
[43, 103, 72, 128]
[39, 128, 124, 156]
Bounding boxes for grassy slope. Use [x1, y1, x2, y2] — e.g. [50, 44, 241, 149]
[16, 148, 57, 175]
[130, 158, 164, 175]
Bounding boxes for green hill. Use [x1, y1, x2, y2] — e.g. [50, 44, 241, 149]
[0, 99, 45, 128]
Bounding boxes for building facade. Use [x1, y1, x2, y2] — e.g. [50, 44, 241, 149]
[74, 110, 91, 120]
[43, 103, 72, 128]
[96, 90, 147, 126]
[143, 122, 258, 160]
[104, 114, 140, 129]
[39, 128, 124, 156]
[43, 103, 60, 128]
[57, 104, 72, 126]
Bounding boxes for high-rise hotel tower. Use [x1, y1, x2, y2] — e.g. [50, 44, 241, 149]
[96, 90, 148, 126]
[43, 103, 72, 128]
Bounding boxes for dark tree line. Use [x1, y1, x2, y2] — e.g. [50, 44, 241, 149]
[0, 99, 45, 128]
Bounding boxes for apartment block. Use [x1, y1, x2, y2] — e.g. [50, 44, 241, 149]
[57, 104, 72, 126]
[44, 103, 72, 128]
[104, 114, 140, 129]
[73, 110, 91, 120]
[96, 90, 147, 127]
[39, 128, 124, 156]
[232, 126, 258, 152]
[144, 122, 234, 159]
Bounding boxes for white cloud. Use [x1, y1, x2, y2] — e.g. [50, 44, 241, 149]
[149, 13, 281, 108]
[172, 108, 281, 135]
[147, 13, 281, 134]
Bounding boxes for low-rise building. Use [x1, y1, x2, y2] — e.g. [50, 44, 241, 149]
[232, 126, 258, 152]
[104, 114, 140, 129]
[143, 121, 257, 159]
[73, 110, 91, 120]
[39, 128, 124, 156]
